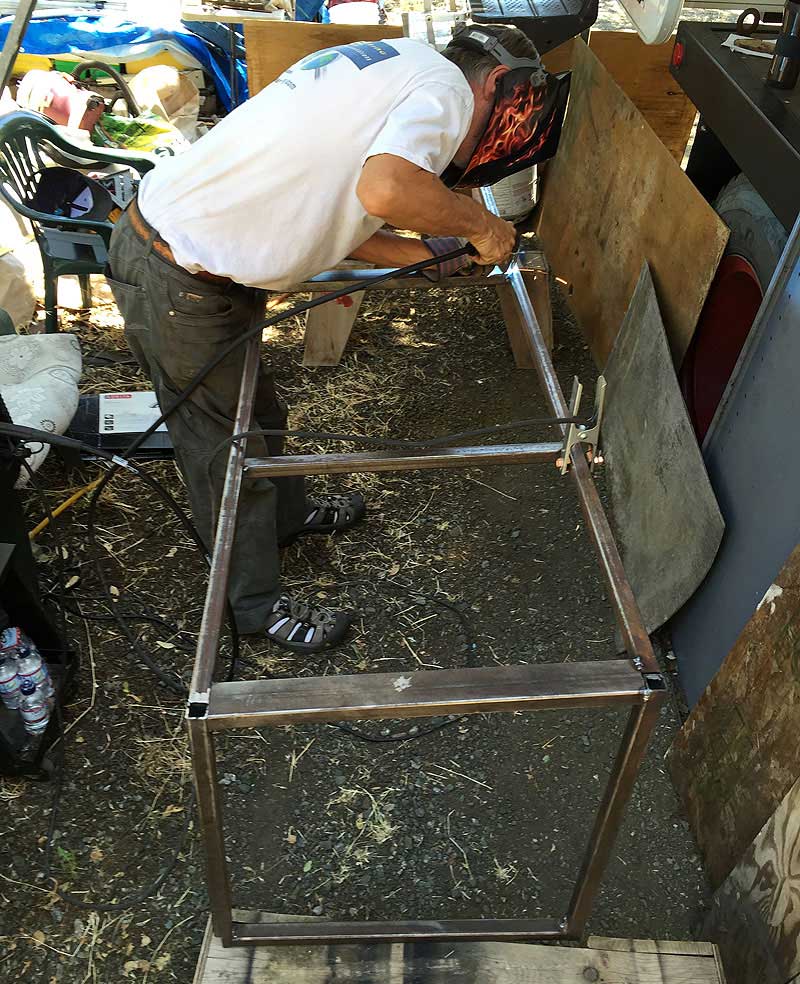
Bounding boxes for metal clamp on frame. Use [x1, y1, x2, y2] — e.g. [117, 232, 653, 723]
[559, 375, 607, 475]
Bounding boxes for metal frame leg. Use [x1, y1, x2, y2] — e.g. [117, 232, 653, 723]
[188, 719, 233, 945]
[565, 698, 664, 935]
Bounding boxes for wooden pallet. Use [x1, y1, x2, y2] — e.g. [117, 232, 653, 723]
[194, 912, 726, 983]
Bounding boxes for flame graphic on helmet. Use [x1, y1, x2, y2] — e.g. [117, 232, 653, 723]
[456, 70, 571, 189]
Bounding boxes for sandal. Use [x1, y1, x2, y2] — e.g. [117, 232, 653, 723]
[264, 592, 351, 653]
[280, 492, 366, 548]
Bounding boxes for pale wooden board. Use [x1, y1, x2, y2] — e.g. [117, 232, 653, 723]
[543, 33, 697, 163]
[302, 291, 364, 366]
[182, 2, 289, 24]
[666, 541, 800, 889]
[245, 22, 404, 93]
[588, 937, 716, 956]
[703, 776, 800, 984]
[196, 913, 724, 983]
[536, 39, 728, 369]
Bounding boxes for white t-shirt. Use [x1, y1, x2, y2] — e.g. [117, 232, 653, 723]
[138, 38, 473, 290]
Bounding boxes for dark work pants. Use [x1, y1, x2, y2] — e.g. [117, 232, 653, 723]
[107, 208, 309, 634]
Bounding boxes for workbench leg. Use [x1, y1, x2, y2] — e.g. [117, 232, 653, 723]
[303, 292, 365, 367]
[496, 269, 553, 366]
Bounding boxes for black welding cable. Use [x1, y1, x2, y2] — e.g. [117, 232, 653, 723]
[82, 242, 577, 570]
[203, 413, 582, 529]
[19, 460, 70, 656]
[0, 423, 239, 692]
[219, 414, 582, 453]
[24, 247, 571, 690]
[42, 694, 196, 913]
[14, 453, 198, 911]
[71, 244, 479, 687]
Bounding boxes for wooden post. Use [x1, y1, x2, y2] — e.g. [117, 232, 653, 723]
[302, 292, 365, 367]
[496, 267, 554, 366]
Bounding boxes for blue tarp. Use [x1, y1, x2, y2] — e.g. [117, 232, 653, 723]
[296, 0, 327, 21]
[0, 14, 247, 110]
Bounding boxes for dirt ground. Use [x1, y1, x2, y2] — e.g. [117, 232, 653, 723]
[0, 269, 708, 982]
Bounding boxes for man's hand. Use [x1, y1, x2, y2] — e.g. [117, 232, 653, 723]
[357, 154, 517, 268]
[469, 212, 517, 268]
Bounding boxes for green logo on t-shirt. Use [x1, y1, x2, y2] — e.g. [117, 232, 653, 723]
[298, 50, 341, 72]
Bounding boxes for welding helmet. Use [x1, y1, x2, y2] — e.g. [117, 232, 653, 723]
[442, 26, 571, 189]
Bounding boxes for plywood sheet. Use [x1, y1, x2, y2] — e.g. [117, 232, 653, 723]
[703, 776, 800, 984]
[537, 39, 728, 368]
[544, 33, 697, 163]
[603, 263, 723, 635]
[195, 912, 725, 983]
[245, 22, 404, 94]
[666, 541, 800, 889]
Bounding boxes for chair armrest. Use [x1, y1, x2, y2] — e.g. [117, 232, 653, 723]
[41, 139, 156, 177]
[0, 184, 113, 242]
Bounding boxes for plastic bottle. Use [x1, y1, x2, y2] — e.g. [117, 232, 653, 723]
[0, 655, 21, 710]
[0, 626, 25, 655]
[15, 645, 54, 700]
[18, 679, 50, 735]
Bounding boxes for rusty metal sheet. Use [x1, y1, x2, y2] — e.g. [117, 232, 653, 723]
[602, 262, 724, 636]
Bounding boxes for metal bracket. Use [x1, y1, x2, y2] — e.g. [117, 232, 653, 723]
[187, 690, 210, 718]
[559, 376, 607, 476]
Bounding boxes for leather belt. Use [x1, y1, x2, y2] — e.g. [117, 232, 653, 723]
[127, 198, 231, 286]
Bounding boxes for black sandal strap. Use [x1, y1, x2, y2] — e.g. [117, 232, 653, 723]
[264, 594, 350, 652]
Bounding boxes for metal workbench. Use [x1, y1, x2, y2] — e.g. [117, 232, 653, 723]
[671, 20, 800, 232]
[185, 191, 667, 948]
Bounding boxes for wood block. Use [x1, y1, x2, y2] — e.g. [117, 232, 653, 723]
[544, 33, 697, 163]
[703, 776, 800, 984]
[537, 39, 728, 368]
[666, 541, 800, 889]
[195, 913, 725, 983]
[303, 292, 364, 367]
[495, 267, 553, 365]
[245, 22, 404, 94]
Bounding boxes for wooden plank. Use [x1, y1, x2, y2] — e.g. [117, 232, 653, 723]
[536, 40, 728, 368]
[182, 2, 290, 24]
[302, 291, 364, 367]
[588, 937, 717, 956]
[666, 541, 800, 889]
[245, 22, 404, 94]
[196, 913, 724, 983]
[703, 776, 800, 984]
[544, 33, 697, 163]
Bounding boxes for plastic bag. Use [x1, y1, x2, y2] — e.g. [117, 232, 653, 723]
[91, 111, 190, 156]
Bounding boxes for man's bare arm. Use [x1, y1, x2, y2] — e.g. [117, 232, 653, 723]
[356, 154, 516, 267]
[348, 229, 434, 267]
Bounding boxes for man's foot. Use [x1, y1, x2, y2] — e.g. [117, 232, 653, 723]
[264, 592, 351, 653]
[279, 492, 366, 548]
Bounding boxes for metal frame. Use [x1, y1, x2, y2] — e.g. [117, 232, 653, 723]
[187, 192, 665, 948]
[0, 0, 37, 94]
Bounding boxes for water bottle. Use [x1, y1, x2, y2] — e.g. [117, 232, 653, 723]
[0, 626, 24, 655]
[16, 645, 54, 700]
[18, 679, 50, 735]
[0, 656, 20, 710]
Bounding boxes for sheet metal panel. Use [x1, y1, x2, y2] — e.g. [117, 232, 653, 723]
[671, 218, 800, 705]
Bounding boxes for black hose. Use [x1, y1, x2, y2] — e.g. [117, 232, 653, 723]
[71, 61, 141, 117]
